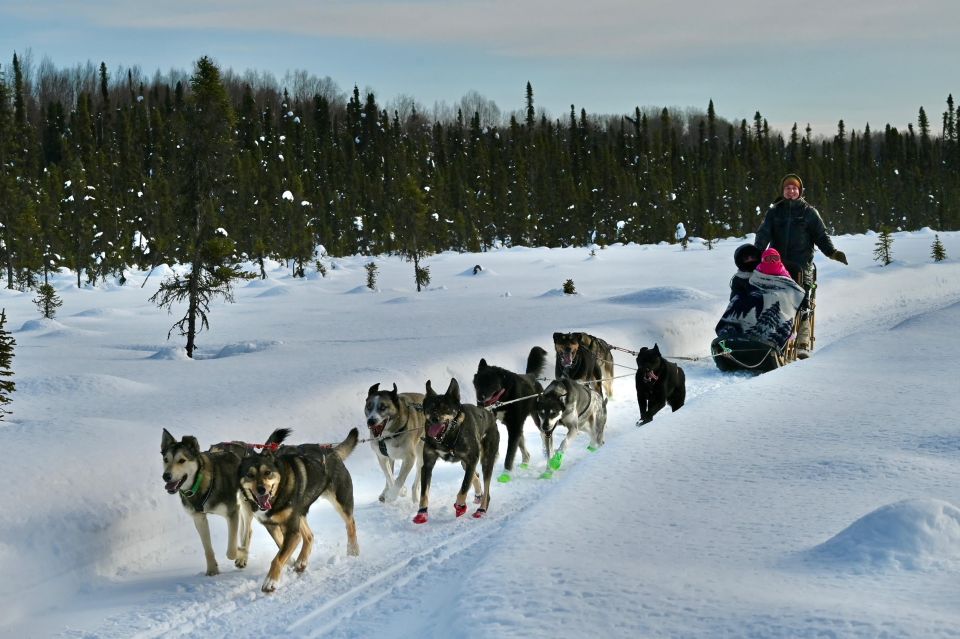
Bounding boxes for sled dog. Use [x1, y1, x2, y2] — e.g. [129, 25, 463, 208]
[553, 332, 615, 398]
[414, 378, 500, 523]
[635, 343, 686, 425]
[472, 346, 547, 482]
[238, 428, 360, 592]
[534, 377, 607, 475]
[161, 429, 254, 576]
[364, 382, 425, 503]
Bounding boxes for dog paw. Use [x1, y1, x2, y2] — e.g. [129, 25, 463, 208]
[518, 462, 529, 470]
[472, 508, 487, 519]
[235, 555, 248, 569]
[497, 472, 512, 484]
[294, 560, 308, 573]
[261, 578, 279, 593]
[539, 470, 553, 480]
[473, 493, 483, 504]
[378, 493, 386, 503]
[454, 502, 467, 517]
[226, 549, 237, 560]
[347, 542, 360, 556]
[413, 509, 429, 524]
[205, 565, 220, 577]
[586, 445, 598, 452]
[548, 452, 564, 470]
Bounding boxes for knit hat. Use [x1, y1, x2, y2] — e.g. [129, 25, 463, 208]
[756, 247, 792, 278]
[781, 174, 803, 192]
[734, 243, 761, 272]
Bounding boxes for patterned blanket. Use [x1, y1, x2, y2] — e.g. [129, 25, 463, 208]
[715, 270, 806, 351]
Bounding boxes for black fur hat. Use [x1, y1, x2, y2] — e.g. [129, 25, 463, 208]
[734, 243, 761, 272]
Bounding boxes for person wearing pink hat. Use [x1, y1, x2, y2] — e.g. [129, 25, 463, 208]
[754, 174, 848, 359]
[756, 248, 792, 278]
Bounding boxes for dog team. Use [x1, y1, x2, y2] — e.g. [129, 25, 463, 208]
[160, 332, 687, 592]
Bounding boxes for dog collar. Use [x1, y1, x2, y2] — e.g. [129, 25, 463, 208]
[181, 471, 203, 497]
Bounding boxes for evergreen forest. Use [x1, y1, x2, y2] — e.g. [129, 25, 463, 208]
[1, 53, 958, 290]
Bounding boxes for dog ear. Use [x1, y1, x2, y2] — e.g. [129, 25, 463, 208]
[368, 382, 380, 395]
[446, 378, 460, 402]
[390, 383, 399, 402]
[653, 343, 660, 354]
[182, 436, 200, 455]
[553, 332, 562, 341]
[425, 379, 436, 397]
[267, 428, 291, 446]
[161, 428, 176, 453]
[478, 358, 488, 370]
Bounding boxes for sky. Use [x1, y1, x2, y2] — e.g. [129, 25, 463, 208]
[2, 0, 958, 135]
[1, 229, 959, 637]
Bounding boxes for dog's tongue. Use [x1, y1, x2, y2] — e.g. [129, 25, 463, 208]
[370, 420, 386, 437]
[255, 494, 272, 511]
[427, 422, 446, 439]
[561, 353, 573, 366]
[165, 477, 184, 494]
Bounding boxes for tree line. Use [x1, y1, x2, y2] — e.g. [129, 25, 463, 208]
[1, 52, 958, 294]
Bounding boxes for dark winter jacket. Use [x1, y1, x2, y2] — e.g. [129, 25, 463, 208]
[753, 197, 837, 274]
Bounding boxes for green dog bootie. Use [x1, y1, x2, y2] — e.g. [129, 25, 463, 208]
[519, 462, 529, 470]
[539, 470, 554, 480]
[548, 451, 564, 471]
[497, 472, 512, 483]
[586, 445, 598, 453]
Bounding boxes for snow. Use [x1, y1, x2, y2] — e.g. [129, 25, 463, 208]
[1, 230, 960, 638]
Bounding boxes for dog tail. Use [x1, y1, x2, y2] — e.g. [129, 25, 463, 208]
[334, 427, 359, 461]
[526, 346, 548, 377]
[266, 428, 292, 447]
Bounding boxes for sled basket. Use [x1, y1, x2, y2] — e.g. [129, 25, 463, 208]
[711, 336, 783, 373]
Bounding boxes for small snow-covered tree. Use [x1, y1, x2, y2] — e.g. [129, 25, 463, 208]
[0, 309, 15, 418]
[365, 261, 378, 290]
[33, 283, 62, 319]
[931, 234, 947, 262]
[873, 227, 894, 266]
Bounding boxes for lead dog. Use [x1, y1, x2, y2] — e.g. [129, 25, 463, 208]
[161, 429, 254, 576]
[635, 343, 686, 425]
[414, 378, 499, 524]
[534, 378, 606, 477]
[238, 427, 360, 592]
[553, 332, 615, 398]
[472, 346, 547, 482]
[364, 382, 424, 503]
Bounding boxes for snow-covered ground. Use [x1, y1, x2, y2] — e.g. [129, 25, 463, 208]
[2, 229, 959, 638]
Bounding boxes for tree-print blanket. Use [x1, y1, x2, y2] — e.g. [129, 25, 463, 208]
[715, 270, 806, 351]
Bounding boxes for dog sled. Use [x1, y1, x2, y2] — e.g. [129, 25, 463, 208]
[711, 245, 813, 373]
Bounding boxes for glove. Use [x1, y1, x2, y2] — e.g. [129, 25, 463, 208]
[831, 250, 847, 265]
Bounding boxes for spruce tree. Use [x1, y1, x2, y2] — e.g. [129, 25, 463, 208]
[33, 283, 63, 319]
[0, 308, 14, 418]
[873, 227, 894, 266]
[931, 234, 947, 262]
[150, 57, 251, 358]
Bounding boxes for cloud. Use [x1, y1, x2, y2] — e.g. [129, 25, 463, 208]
[15, 0, 959, 59]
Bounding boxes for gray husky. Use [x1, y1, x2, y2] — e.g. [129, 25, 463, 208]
[364, 383, 425, 503]
[161, 429, 254, 576]
[533, 378, 607, 478]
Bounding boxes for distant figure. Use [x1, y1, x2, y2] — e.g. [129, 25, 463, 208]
[473, 264, 483, 275]
[754, 174, 847, 359]
[676, 222, 688, 250]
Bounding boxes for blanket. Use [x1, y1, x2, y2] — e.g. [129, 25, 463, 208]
[715, 270, 806, 351]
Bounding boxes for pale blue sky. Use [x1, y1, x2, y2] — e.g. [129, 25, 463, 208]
[2, 0, 957, 136]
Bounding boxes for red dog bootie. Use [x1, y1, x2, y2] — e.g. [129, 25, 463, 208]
[454, 503, 467, 517]
[413, 508, 429, 524]
[472, 508, 487, 519]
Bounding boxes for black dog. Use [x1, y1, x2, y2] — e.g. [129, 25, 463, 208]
[635, 343, 686, 425]
[473, 346, 547, 483]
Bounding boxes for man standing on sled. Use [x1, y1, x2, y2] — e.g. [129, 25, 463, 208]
[753, 174, 847, 359]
